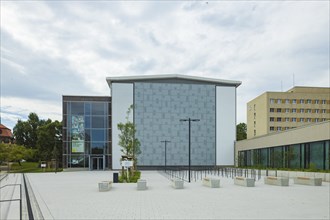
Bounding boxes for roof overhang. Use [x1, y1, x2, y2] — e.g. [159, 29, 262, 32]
[106, 74, 241, 88]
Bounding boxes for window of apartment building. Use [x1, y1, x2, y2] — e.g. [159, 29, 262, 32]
[270, 126, 274, 131]
[307, 99, 312, 104]
[254, 130, 256, 136]
[277, 117, 282, 122]
[285, 117, 289, 122]
[285, 108, 289, 113]
[300, 99, 304, 104]
[315, 118, 319, 122]
[322, 118, 327, 122]
[254, 104, 256, 110]
[307, 118, 311, 122]
[270, 117, 275, 122]
[254, 121, 256, 127]
[322, 100, 326, 104]
[299, 109, 304, 113]
[285, 99, 290, 104]
[285, 127, 289, 130]
[254, 112, 256, 119]
[315, 109, 319, 113]
[270, 99, 275, 104]
[315, 100, 319, 104]
[277, 99, 281, 104]
[306, 109, 311, 113]
[299, 118, 304, 122]
[270, 108, 274, 112]
[292, 108, 297, 113]
[277, 127, 282, 131]
[292, 118, 297, 122]
[276, 108, 281, 113]
[292, 99, 297, 104]
[322, 109, 326, 113]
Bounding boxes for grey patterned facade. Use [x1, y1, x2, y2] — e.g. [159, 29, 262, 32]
[134, 83, 216, 166]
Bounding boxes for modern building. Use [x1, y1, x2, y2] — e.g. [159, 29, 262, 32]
[107, 74, 241, 170]
[62, 96, 111, 170]
[247, 86, 330, 139]
[236, 121, 330, 170]
[0, 124, 14, 144]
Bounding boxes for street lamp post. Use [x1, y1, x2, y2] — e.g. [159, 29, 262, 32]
[160, 140, 170, 172]
[180, 118, 200, 183]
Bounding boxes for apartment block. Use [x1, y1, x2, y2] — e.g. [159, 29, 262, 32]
[247, 86, 330, 139]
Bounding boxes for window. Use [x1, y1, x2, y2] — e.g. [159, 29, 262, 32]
[277, 127, 282, 131]
[270, 117, 275, 122]
[285, 127, 289, 130]
[254, 104, 256, 110]
[285, 117, 289, 122]
[254, 121, 256, 127]
[254, 112, 256, 119]
[315, 109, 319, 113]
[285, 99, 290, 104]
[254, 130, 256, 136]
[300, 99, 304, 104]
[307, 118, 311, 122]
[315, 100, 319, 104]
[306, 109, 311, 113]
[270, 108, 275, 113]
[322, 100, 326, 104]
[292, 118, 296, 122]
[285, 108, 289, 113]
[277, 117, 282, 122]
[277, 99, 281, 104]
[292, 108, 297, 113]
[322, 118, 327, 121]
[307, 99, 311, 104]
[299, 118, 304, 122]
[270, 99, 275, 104]
[322, 109, 326, 113]
[315, 118, 319, 122]
[300, 109, 304, 113]
[277, 108, 281, 113]
[292, 99, 297, 104]
[270, 126, 274, 131]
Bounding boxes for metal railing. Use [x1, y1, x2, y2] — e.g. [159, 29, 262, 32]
[0, 183, 22, 220]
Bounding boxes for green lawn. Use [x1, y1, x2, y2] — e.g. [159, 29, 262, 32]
[9, 162, 63, 173]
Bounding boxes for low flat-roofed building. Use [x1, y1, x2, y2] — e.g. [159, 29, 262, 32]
[236, 121, 330, 170]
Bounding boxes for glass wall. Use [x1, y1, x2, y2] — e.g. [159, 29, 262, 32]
[238, 140, 330, 170]
[63, 97, 111, 170]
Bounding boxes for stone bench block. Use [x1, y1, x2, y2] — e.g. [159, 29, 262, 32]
[98, 181, 112, 192]
[171, 178, 184, 189]
[202, 177, 220, 188]
[137, 179, 147, 190]
[264, 176, 289, 186]
[234, 176, 255, 187]
[293, 177, 322, 186]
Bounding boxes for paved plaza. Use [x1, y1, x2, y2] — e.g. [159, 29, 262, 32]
[1, 171, 330, 219]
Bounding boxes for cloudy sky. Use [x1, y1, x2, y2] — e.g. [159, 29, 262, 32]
[1, 1, 329, 130]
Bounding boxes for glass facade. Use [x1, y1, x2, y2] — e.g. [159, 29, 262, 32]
[63, 96, 111, 170]
[134, 82, 216, 166]
[238, 140, 330, 170]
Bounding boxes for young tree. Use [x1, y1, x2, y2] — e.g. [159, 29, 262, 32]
[236, 123, 247, 141]
[117, 105, 141, 172]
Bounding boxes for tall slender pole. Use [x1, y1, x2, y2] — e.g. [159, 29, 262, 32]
[188, 119, 191, 183]
[161, 140, 170, 172]
[180, 118, 200, 183]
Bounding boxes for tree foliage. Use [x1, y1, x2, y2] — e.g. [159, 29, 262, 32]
[13, 113, 47, 148]
[117, 105, 141, 171]
[236, 122, 247, 141]
[0, 143, 35, 165]
[36, 120, 62, 162]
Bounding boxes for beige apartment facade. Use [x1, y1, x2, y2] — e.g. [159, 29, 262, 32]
[247, 86, 330, 139]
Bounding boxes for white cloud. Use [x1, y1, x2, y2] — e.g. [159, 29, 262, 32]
[0, 1, 329, 129]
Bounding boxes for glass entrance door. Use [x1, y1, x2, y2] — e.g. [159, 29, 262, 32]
[91, 157, 104, 170]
